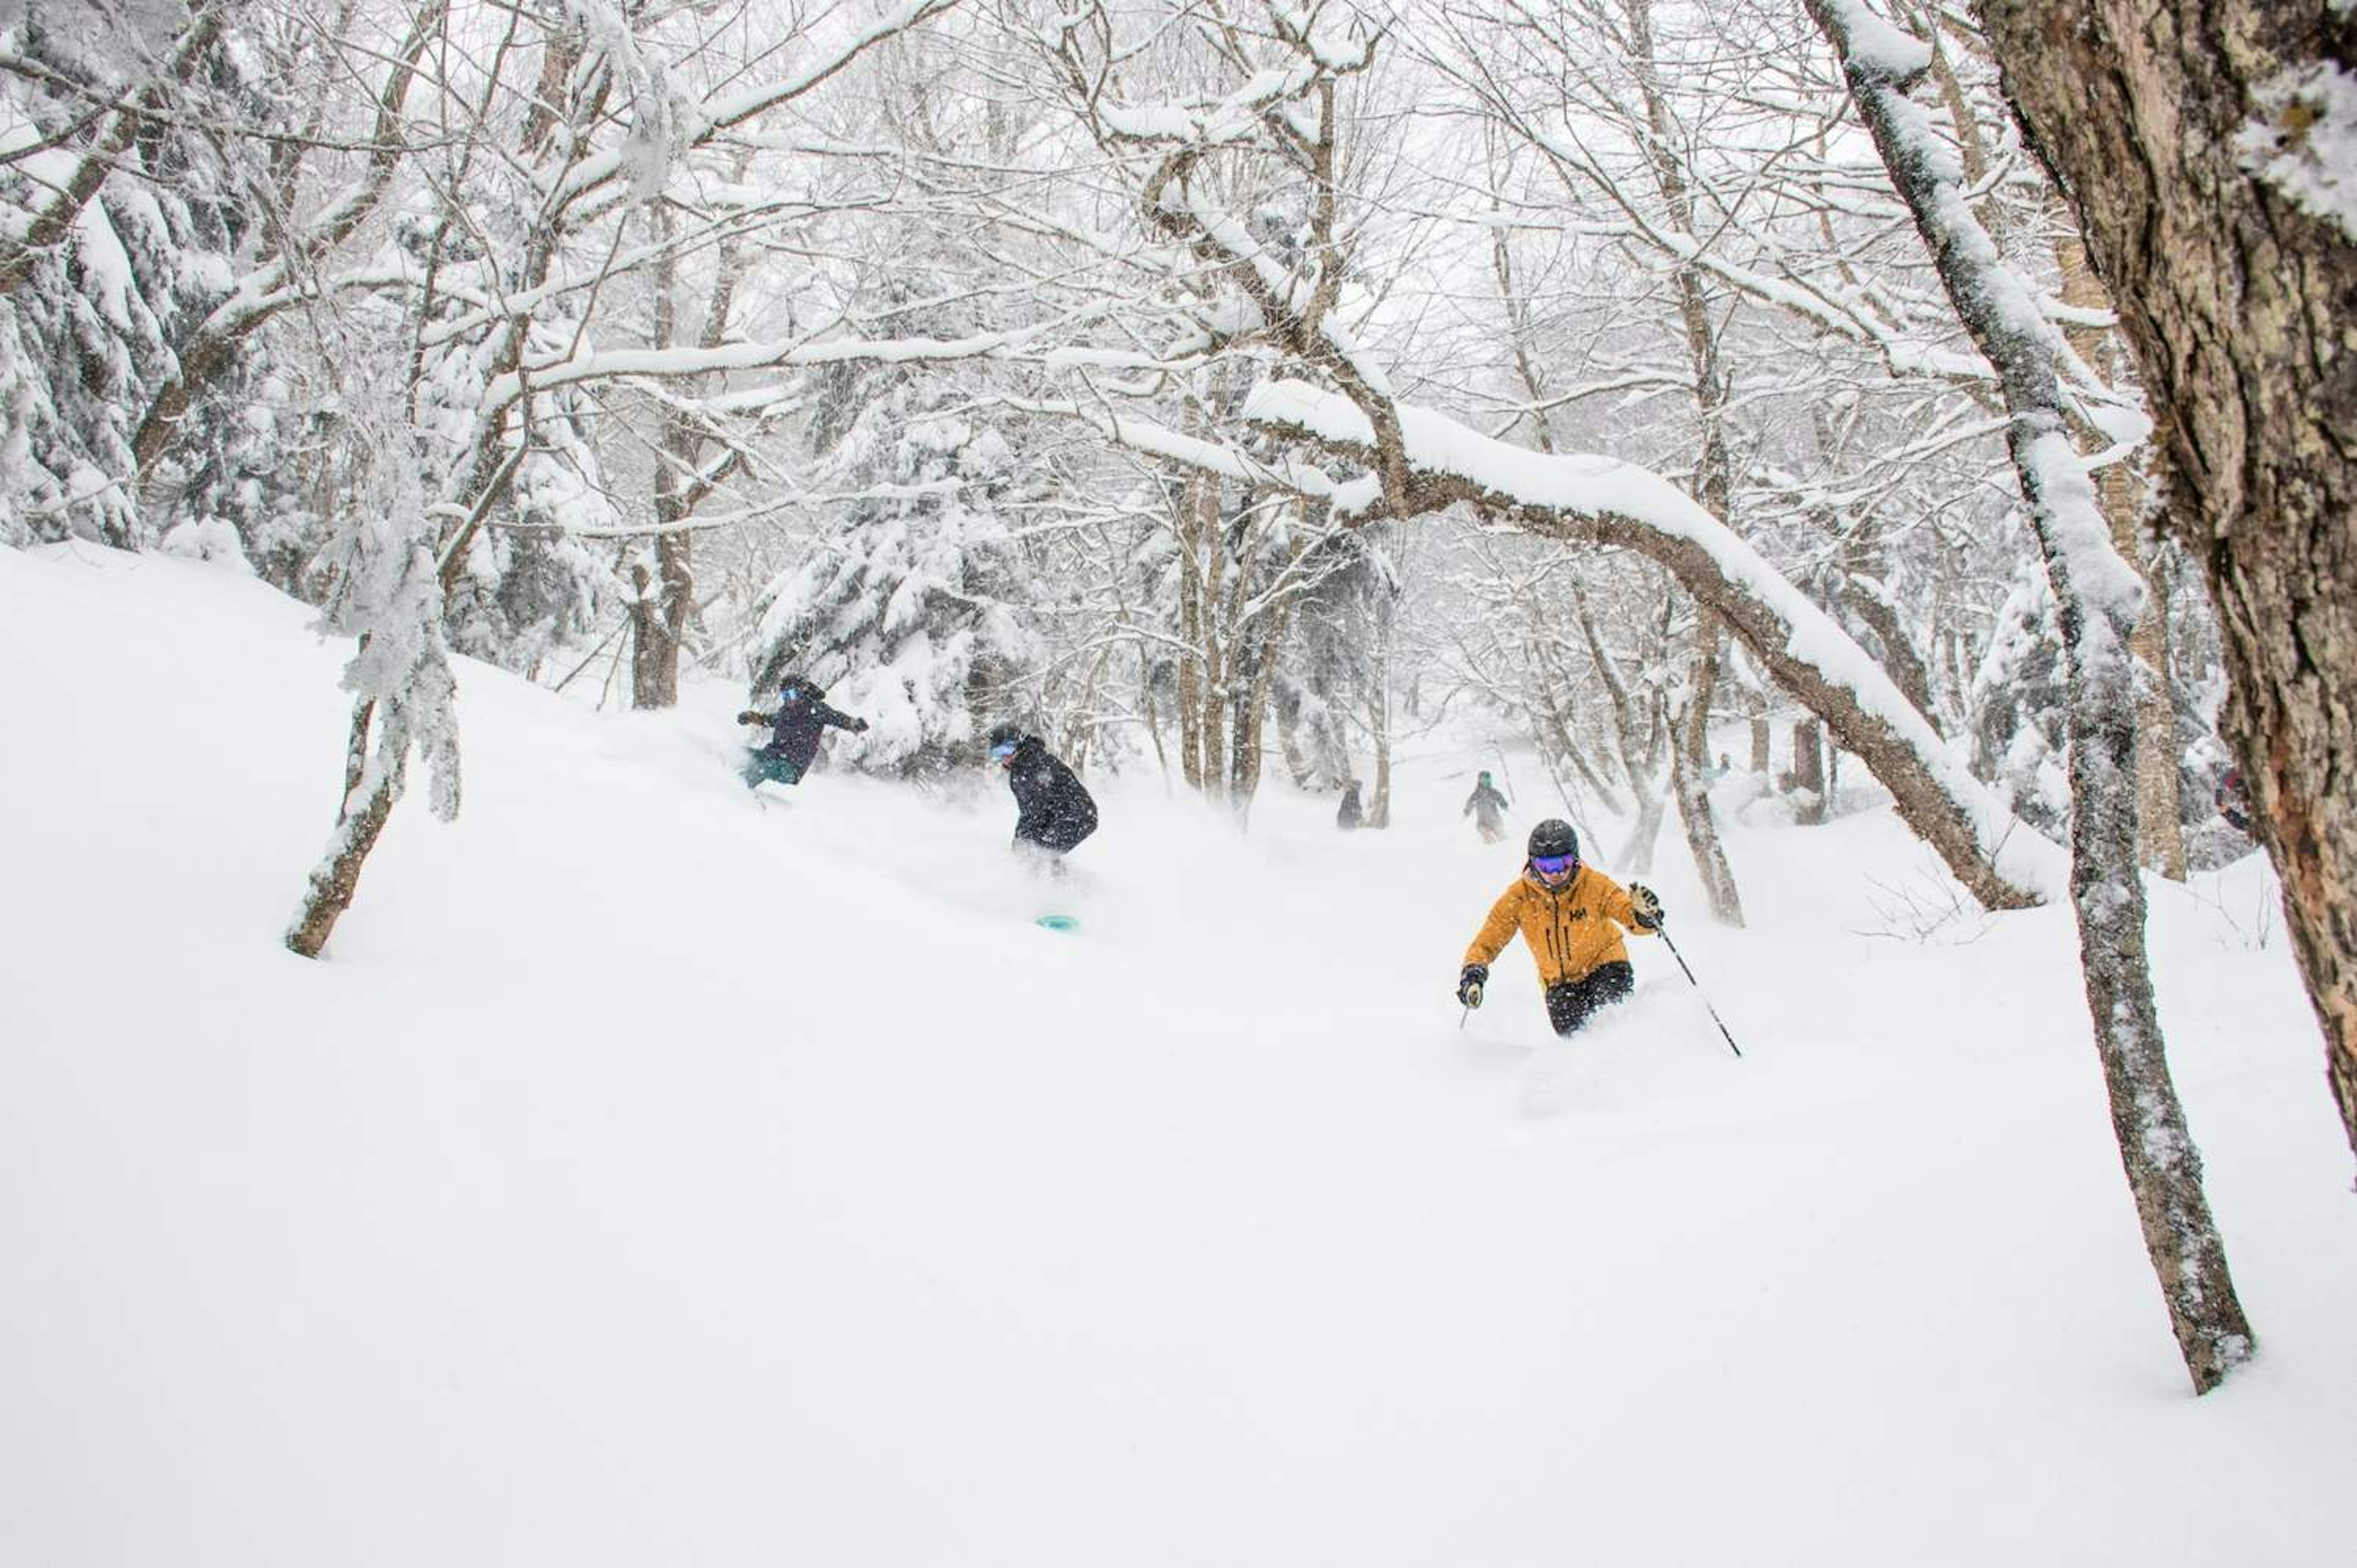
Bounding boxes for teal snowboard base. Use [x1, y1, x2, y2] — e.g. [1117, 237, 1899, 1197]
[1034, 914, 1080, 933]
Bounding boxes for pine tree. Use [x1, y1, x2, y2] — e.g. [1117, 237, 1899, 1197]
[749, 371, 1038, 777]
[0, 1, 279, 550]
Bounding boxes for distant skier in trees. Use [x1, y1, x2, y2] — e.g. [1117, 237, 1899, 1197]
[1457, 819, 1662, 1038]
[737, 674, 868, 789]
[2215, 767, 2253, 836]
[1463, 771, 1511, 843]
[1337, 779, 1364, 831]
[987, 723, 1098, 862]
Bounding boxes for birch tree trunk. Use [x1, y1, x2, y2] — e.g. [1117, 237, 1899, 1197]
[1977, 0, 2357, 1165]
[1815, 0, 2253, 1393]
[1676, 620, 1744, 924]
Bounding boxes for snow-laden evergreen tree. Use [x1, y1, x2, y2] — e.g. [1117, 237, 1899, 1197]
[0, 0, 264, 547]
[0, 4, 287, 567]
[749, 371, 1039, 777]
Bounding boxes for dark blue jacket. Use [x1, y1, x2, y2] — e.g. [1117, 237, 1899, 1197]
[757, 697, 863, 772]
[1005, 736, 1097, 853]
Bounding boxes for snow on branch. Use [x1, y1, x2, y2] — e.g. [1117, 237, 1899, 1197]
[482, 306, 1108, 411]
[1008, 395, 1382, 513]
[1244, 376, 2065, 905]
[552, 0, 964, 212]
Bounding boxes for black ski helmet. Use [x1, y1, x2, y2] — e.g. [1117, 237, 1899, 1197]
[986, 722, 1024, 753]
[778, 673, 826, 702]
[1527, 819, 1579, 862]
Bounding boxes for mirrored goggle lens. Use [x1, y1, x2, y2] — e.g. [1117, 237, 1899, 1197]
[1531, 855, 1576, 875]
[780, 687, 799, 700]
[989, 741, 1017, 759]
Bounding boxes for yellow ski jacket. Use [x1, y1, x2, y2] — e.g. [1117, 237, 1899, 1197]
[1464, 865, 1655, 987]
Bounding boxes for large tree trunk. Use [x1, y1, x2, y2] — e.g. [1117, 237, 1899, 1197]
[1978, 0, 2357, 1167]
[1817, 0, 2253, 1393]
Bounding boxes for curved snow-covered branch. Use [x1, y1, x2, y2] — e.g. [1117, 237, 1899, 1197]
[482, 295, 1125, 411]
[1244, 377, 2063, 909]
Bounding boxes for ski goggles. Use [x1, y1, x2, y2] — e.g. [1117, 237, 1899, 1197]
[1530, 854, 1578, 877]
[989, 740, 1020, 761]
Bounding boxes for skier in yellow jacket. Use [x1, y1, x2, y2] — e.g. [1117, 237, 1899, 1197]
[1458, 819, 1663, 1036]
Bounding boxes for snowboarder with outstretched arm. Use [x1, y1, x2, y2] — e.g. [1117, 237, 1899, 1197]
[1463, 771, 1511, 843]
[1457, 819, 1662, 1037]
[988, 722, 1098, 859]
[737, 674, 868, 789]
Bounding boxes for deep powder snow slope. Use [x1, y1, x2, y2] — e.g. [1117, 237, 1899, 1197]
[2, 543, 2353, 1567]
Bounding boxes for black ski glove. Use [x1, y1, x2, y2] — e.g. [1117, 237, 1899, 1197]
[851, 717, 870, 733]
[1629, 884, 1663, 930]
[1458, 964, 1488, 1008]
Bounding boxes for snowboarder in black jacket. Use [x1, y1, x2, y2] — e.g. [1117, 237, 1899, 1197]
[988, 722, 1097, 857]
[737, 674, 867, 788]
[1337, 779, 1364, 831]
[1463, 771, 1511, 843]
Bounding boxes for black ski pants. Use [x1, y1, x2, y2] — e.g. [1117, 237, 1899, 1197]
[1544, 960, 1634, 1037]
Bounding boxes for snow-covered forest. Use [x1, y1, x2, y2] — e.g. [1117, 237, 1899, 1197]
[4, 0, 2355, 1561]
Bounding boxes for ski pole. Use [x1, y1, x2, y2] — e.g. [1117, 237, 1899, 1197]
[1655, 923, 1742, 1059]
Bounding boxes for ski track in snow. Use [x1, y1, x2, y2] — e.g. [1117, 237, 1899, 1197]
[1, 544, 2352, 1567]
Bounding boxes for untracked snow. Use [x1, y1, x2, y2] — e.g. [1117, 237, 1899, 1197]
[2, 545, 2353, 1566]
